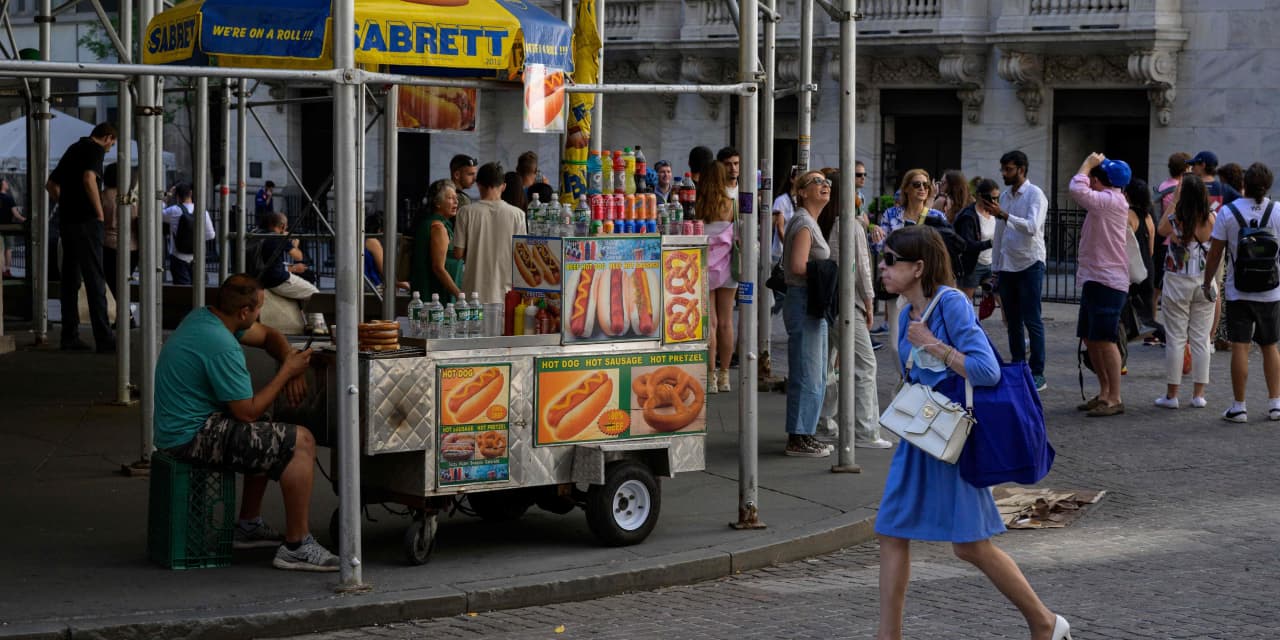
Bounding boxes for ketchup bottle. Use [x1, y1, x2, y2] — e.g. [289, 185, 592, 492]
[504, 289, 521, 336]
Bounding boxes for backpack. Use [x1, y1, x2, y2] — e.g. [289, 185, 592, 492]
[922, 216, 968, 279]
[174, 205, 196, 254]
[247, 232, 289, 282]
[1227, 201, 1280, 293]
[1153, 184, 1176, 217]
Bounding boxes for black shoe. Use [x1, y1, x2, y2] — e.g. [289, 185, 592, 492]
[61, 339, 92, 351]
[96, 341, 117, 354]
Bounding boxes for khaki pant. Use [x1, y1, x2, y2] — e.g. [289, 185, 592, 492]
[820, 311, 884, 442]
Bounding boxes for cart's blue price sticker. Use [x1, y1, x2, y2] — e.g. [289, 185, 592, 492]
[737, 281, 753, 304]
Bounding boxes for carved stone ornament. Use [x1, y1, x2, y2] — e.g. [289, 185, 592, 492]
[1044, 54, 1130, 85]
[777, 52, 801, 86]
[870, 57, 942, 85]
[1129, 49, 1178, 126]
[682, 55, 727, 120]
[856, 82, 872, 123]
[604, 58, 639, 83]
[998, 51, 1044, 126]
[939, 52, 986, 124]
[661, 94, 678, 120]
[637, 55, 679, 84]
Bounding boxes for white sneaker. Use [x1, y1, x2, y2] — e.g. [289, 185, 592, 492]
[1190, 396, 1207, 408]
[855, 437, 894, 449]
[1222, 407, 1248, 423]
[1153, 396, 1179, 409]
[717, 369, 731, 392]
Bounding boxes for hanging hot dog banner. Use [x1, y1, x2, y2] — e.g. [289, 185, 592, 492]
[397, 86, 478, 133]
[437, 363, 512, 486]
[561, 236, 662, 344]
[523, 63, 567, 133]
[534, 351, 707, 446]
[512, 236, 563, 293]
[661, 246, 707, 344]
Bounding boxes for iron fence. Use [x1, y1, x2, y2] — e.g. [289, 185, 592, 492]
[1043, 206, 1085, 303]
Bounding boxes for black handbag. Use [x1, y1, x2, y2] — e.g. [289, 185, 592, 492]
[765, 262, 787, 294]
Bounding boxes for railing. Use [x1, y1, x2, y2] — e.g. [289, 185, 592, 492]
[1043, 207, 1085, 303]
[1029, 0, 1129, 16]
[604, 1, 641, 37]
[860, 0, 941, 20]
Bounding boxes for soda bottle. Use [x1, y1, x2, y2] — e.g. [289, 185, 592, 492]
[427, 293, 445, 339]
[442, 303, 457, 339]
[504, 289, 521, 336]
[634, 145, 648, 194]
[587, 150, 603, 195]
[601, 150, 613, 197]
[679, 172, 697, 220]
[623, 147, 637, 195]
[408, 291, 425, 336]
[612, 150, 626, 194]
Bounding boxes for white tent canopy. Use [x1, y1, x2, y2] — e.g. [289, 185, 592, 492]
[0, 111, 176, 172]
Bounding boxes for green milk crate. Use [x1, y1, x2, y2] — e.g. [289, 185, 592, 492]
[147, 451, 236, 569]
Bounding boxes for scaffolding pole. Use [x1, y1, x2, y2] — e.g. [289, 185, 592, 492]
[219, 81, 232, 282]
[136, 0, 159, 467]
[758, 0, 778, 383]
[382, 85, 399, 322]
[194, 77, 209, 307]
[32, 0, 50, 344]
[235, 79, 248, 273]
[113, 0, 133, 406]
[798, 0, 814, 171]
[832, 0, 861, 474]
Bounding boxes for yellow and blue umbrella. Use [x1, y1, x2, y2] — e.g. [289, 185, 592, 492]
[143, 0, 572, 79]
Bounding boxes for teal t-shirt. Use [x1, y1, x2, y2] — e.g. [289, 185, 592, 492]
[154, 307, 253, 449]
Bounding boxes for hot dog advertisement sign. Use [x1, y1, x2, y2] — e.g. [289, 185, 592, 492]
[437, 364, 513, 486]
[512, 236, 564, 293]
[561, 236, 663, 344]
[534, 351, 708, 446]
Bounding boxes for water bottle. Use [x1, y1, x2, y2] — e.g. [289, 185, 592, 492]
[454, 295, 471, 338]
[408, 291, 425, 336]
[443, 303, 457, 339]
[612, 151, 626, 194]
[427, 293, 444, 339]
[623, 147, 636, 195]
[561, 204, 573, 237]
[634, 145, 647, 194]
[587, 150, 603, 195]
[470, 292, 484, 336]
[574, 196, 591, 236]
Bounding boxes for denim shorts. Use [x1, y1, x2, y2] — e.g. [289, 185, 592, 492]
[958, 262, 992, 290]
[1077, 281, 1128, 342]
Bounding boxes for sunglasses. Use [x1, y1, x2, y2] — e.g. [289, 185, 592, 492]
[909, 181, 930, 189]
[882, 251, 915, 266]
[855, 172, 867, 178]
[804, 177, 833, 188]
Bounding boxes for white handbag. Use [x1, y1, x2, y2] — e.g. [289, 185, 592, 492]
[1126, 228, 1148, 284]
[878, 293, 975, 464]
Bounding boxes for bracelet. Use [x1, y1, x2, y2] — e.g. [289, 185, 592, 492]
[945, 347, 958, 367]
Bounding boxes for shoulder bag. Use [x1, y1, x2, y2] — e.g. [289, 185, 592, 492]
[878, 292, 974, 464]
[1126, 227, 1148, 284]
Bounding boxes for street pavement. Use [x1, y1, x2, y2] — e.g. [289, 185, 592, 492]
[281, 302, 1280, 639]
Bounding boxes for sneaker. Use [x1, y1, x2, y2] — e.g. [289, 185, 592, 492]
[717, 369, 731, 392]
[784, 434, 831, 458]
[815, 418, 839, 439]
[1076, 396, 1102, 412]
[870, 323, 889, 335]
[1190, 396, 1207, 408]
[235, 520, 286, 549]
[1154, 396, 1179, 409]
[855, 437, 894, 449]
[272, 534, 339, 572]
[1222, 408, 1248, 423]
[707, 376, 718, 395]
[1086, 402, 1125, 417]
[872, 341, 886, 351]
[1033, 375, 1047, 392]
[1270, 407, 1280, 422]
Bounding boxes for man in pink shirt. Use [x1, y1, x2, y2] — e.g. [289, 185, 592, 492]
[1070, 152, 1133, 417]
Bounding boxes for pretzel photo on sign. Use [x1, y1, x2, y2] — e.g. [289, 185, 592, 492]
[631, 366, 705, 432]
[664, 297, 701, 342]
[476, 431, 507, 458]
[663, 251, 699, 295]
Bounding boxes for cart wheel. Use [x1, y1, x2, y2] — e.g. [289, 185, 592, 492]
[585, 461, 660, 546]
[328, 508, 341, 548]
[467, 490, 532, 522]
[403, 511, 438, 565]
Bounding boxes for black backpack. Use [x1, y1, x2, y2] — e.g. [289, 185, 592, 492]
[922, 216, 969, 279]
[174, 205, 196, 254]
[1227, 201, 1280, 293]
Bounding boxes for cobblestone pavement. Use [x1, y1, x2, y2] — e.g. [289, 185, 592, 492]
[286, 305, 1280, 639]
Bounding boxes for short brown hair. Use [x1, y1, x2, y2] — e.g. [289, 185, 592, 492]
[91, 122, 117, 139]
[1244, 162, 1274, 202]
[1167, 152, 1191, 178]
[516, 151, 538, 177]
[216, 274, 263, 314]
[884, 225, 955, 298]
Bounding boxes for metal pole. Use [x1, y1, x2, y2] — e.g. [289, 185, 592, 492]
[591, 0, 604, 156]
[798, 0, 814, 171]
[194, 77, 209, 307]
[113, 0, 133, 406]
[32, 0, 50, 344]
[333, 0, 365, 590]
[219, 81, 231, 282]
[758, 0, 777, 383]
[136, 0, 158, 466]
[832, 0, 860, 473]
[236, 79, 249, 273]
[382, 85, 398, 322]
[733, 0, 764, 531]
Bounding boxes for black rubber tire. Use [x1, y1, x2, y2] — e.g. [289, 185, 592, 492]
[585, 460, 661, 546]
[467, 490, 532, 522]
[403, 512, 437, 565]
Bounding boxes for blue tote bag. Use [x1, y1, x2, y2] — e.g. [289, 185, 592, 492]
[935, 332, 1055, 488]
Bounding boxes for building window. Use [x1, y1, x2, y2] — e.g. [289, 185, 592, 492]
[250, 162, 263, 179]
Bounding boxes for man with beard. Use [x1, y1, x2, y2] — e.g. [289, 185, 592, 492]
[989, 150, 1049, 391]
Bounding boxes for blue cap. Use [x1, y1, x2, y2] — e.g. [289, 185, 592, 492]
[1191, 150, 1219, 167]
[1101, 159, 1132, 189]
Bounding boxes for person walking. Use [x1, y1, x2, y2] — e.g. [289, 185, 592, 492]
[875, 224, 1071, 640]
[990, 151, 1049, 391]
[162, 183, 216, 286]
[698, 160, 737, 393]
[1155, 175, 1216, 409]
[1070, 153, 1133, 417]
[781, 170, 837, 457]
[1202, 162, 1280, 423]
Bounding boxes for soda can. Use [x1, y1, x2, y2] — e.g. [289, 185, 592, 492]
[613, 194, 625, 220]
[693, 220, 705, 235]
[682, 220, 694, 235]
[646, 193, 657, 219]
[625, 194, 637, 220]
[590, 194, 605, 220]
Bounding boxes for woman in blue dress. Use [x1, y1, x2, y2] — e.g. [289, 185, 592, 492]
[875, 225, 1071, 640]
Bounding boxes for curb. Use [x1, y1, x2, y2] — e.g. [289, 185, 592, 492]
[4, 511, 877, 640]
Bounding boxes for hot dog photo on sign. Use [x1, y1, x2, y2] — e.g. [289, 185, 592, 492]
[536, 370, 621, 444]
[523, 63, 566, 133]
[561, 237, 664, 343]
[439, 365, 511, 427]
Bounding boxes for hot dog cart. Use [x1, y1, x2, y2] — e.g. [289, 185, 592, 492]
[302, 234, 709, 564]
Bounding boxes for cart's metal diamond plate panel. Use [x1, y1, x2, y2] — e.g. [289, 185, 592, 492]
[365, 358, 434, 455]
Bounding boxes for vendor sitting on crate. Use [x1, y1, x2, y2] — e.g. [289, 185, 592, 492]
[153, 273, 338, 572]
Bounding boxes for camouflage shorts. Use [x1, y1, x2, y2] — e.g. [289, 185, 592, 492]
[166, 413, 298, 480]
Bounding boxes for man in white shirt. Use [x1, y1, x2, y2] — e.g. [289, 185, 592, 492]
[1202, 162, 1280, 423]
[453, 162, 528, 304]
[162, 183, 216, 285]
[990, 150, 1049, 391]
[718, 147, 741, 202]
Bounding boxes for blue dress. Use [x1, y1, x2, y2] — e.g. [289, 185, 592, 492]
[874, 286, 1007, 543]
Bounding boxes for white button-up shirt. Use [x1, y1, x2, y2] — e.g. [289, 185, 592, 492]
[992, 179, 1048, 273]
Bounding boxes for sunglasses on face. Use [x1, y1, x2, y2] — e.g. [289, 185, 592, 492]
[804, 177, 833, 188]
[855, 172, 867, 178]
[909, 181, 930, 189]
[882, 251, 915, 266]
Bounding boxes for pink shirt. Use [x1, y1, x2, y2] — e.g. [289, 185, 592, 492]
[1070, 174, 1130, 293]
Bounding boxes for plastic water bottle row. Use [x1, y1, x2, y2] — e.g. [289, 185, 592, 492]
[407, 291, 487, 339]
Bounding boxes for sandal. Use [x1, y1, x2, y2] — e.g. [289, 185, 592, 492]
[1087, 402, 1125, 417]
[1076, 396, 1102, 412]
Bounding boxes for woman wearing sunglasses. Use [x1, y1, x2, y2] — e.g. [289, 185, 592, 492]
[874, 224, 1071, 640]
[876, 170, 948, 356]
[780, 170, 836, 457]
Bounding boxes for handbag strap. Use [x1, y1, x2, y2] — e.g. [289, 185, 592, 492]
[909, 288, 975, 412]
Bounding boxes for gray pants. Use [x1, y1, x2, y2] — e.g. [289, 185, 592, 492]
[820, 313, 883, 442]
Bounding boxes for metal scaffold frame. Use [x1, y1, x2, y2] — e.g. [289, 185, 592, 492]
[0, 0, 863, 590]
